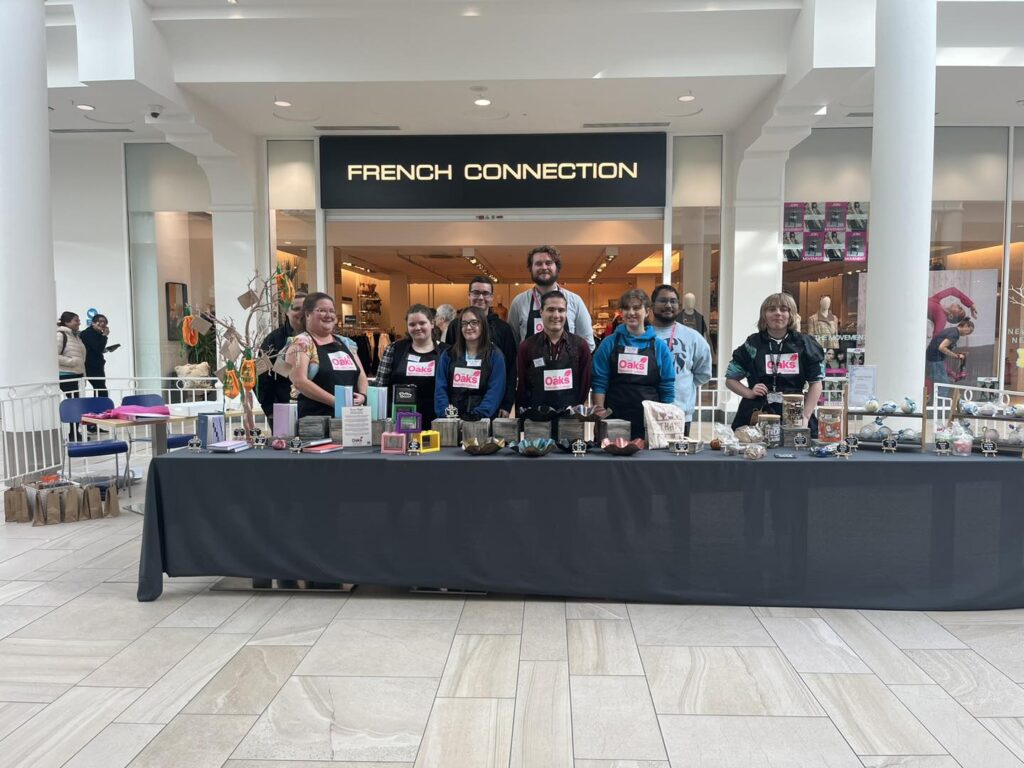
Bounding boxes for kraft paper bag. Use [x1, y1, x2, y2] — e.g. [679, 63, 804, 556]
[81, 485, 103, 520]
[103, 487, 121, 518]
[4, 487, 30, 523]
[33, 489, 60, 526]
[63, 488, 81, 523]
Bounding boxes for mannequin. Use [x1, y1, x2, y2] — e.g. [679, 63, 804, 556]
[678, 292, 708, 338]
[806, 295, 839, 349]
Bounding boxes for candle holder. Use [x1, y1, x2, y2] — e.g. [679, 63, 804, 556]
[187, 435, 202, 453]
[571, 438, 588, 457]
[444, 404, 459, 419]
[288, 436, 304, 454]
[253, 432, 268, 450]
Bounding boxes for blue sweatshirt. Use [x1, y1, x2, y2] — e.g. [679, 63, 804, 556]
[592, 324, 676, 403]
[434, 346, 507, 418]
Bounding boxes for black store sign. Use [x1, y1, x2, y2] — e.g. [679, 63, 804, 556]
[319, 133, 666, 209]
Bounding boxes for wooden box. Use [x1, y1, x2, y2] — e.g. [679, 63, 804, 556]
[523, 421, 553, 441]
[460, 419, 491, 444]
[431, 418, 460, 447]
[491, 418, 520, 443]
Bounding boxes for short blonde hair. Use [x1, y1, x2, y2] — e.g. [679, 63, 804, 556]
[757, 292, 799, 333]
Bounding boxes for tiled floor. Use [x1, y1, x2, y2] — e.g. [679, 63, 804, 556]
[3, 468, 1024, 767]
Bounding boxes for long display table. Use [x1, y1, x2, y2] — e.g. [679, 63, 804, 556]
[138, 449, 1024, 610]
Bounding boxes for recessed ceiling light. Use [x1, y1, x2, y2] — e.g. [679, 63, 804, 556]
[815, 105, 828, 116]
[75, 103, 95, 111]
[463, 7, 480, 16]
[474, 98, 491, 107]
[677, 92, 696, 103]
[274, 98, 292, 108]
[284, 241, 292, 245]
[227, 0, 238, 4]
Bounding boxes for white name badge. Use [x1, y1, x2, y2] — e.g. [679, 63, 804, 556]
[407, 354, 420, 362]
[624, 346, 639, 355]
[533, 357, 546, 368]
[466, 358, 482, 367]
[328, 351, 356, 371]
[543, 368, 573, 391]
[533, 318, 544, 335]
[765, 352, 800, 375]
[617, 353, 649, 376]
[406, 360, 435, 377]
[453, 367, 482, 389]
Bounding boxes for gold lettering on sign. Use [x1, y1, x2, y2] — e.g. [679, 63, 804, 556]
[348, 162, 639, 182]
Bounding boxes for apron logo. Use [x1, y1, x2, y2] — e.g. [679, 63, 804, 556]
[406, 360, 435, 377]
[328, 351, 356, 371]
[453, 367, 482, 389]
[765, 353, 800, 375]
[543, 368, 573, 391]
[617, 353, 649, 376]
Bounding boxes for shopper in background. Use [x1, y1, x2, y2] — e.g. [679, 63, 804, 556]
[257, 290, 307, 427]
[725, 291, 825, 435]
[433, 304, 457, 344]
[494, 301, 509, 321]
[287, 293, 368, 418]
[591, 289, 675, 440]
[516, 290, 592, 412]
[80, 314, 120, 400]
[376, 303, 448, 424]
[435, 305, 506, 419]
[507, 245, 595, 350]
[445, 276, 517, 416]
[649, 285, 712, 436]
[57, 311, 87, 441]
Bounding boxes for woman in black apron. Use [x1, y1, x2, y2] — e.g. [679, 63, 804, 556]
[592, 289, 676, 440]
[375, 304, 447, 424]
[725, 292, 825, 435]
[288, 293, 368, 418]
[434, 305, 507, 419]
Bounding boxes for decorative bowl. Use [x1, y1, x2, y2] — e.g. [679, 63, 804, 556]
[461, 438, 506, 456]
[601, 437, 645, 456]
[509, 438, 556, 457]
[562, 405, 613, 422]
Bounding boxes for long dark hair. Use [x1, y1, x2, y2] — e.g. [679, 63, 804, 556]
[451, 305, 491, 359]
[58, 312, 78, 328]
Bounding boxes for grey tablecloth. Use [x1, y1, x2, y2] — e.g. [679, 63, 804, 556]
[138, 448, 1024, 610]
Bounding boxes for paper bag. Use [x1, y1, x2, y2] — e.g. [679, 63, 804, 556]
[63, 488, 81, 523]
[271, 355, 293, 377]
[4, 487, 30, 523]
[34, 490, 60, 526]
[103, 487, 121, 518]
[255, 355, 272, 375]
[642, 401, 688, 450]
[81, 485, 103, 520]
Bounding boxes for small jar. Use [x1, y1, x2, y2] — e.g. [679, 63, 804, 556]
[952, 435, 974, 456]
[759, 415, 781, 448]
[818, 407, 844, 443]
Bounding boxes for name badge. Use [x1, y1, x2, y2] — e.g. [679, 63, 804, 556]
[453, 367, 482, 389]
[624, 346, 639, 355]
[533, 318, 544, 335]
[328, 351, 356, 371]
[765, 352, 800, 375]
[617, 353, 649, 376]
[767, 392, 784, 404]
[466, 358, 482, 367]
[533, 357, 546, 368]
[407, 354, 420, 362]
[406, 360, 435, 377]
[543, 368, 573, 391]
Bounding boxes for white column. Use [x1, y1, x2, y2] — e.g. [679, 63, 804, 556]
[212, 210, 259, 341]
[864, 0, 937, 401]
[0, 0, 57, 386]
[128, 212, 162, 381]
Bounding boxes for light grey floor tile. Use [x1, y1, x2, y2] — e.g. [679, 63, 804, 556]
[457, 599, 524, 634]
[0, 681, 72, 703]
[0, 685, 143, 768]
[566, 602, 630, 620]
[6, 579, 98, 607]
[628, 604, 773, 646]
[128, 713, 255, 768]
[115, 632, 250, 724]
[521, 600, 567, 661]
[81, 627, 210, 687]
[0, 637, 126, 685]
[859, 758, 961, 768]
[803, 674, 945, 755]
[63, 723, 163, 768]
[861, 611, 968, 650]
[574, 762, 669, 768]
[438, 634, 520, 698]
[295, 618, 456, 677]
[0, 582, 43, 605]
[751, 606, 820, 618]
[981, 719, 1024, 763]
[568, 619, 643, 676]
[640, 646, 823, 716]
[227, 762, 411, 768]
[761, 618, 871, 673]
[890, 684, 1024, 768]
[235, 676, 436, 762]
[184, 645, 307, 715]
[41, 534, 137, 572]
[249, 595, 344, 645]
[658, 714, 862, 768]
[819, 609, 933, 684]
[0, 549, 74, 581]
[216, 594, 289, 634]
[928, 610, 1024, 625]
[909, 650, 1024, 717]
[338, 594, 464, 620]
[413, 697, 514, 768]
[0, 540, 44, 561]
[511, 661, 572, 768]
[0, 702, 45, 740]
[156, 592, 252, 629]
[570, 675, 666, 761]
[943, 623, 1024, 683]
[77, 539, 141, 572]
[0, 606, 51, 638]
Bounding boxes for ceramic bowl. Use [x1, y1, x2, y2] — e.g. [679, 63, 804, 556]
[601, 438, 645, 456]
[509, 438, 556, 457]
[461, 438, 506, 456]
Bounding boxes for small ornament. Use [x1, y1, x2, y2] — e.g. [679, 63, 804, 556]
[670, 439, 688, 456]
[444, 404, 459, 419]
[836, 440, 851, 459]
[881, 436, 898, 453]
[233, 427, 247, 440]
[571, 438, 588, 457]
[935, 438, 951, 456]
[845, 435, 860, 452]
[187, 435, 202, 453]
[901, 398, 917, 414]
[864, 398, 880, 413]
[253, 432, 268, 450]
[981, 439, 998, 457]
[271, 437, 288, 450]
[793, 432, 809, 450]
[251, 428, 262, 439]
[288, 436, 303, 453]
[407, 438, 421, 455]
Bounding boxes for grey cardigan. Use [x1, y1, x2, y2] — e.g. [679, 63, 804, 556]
[507, 285, 595, 350]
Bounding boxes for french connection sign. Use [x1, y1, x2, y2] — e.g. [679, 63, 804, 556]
[319, 133, 666, 209]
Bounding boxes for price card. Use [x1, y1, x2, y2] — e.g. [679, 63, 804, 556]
[341, 406, 373, 449]
[847, 364, 877, 409]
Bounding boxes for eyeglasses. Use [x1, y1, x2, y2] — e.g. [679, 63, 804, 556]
[468, 291, 493, 299]
[654, 298, 679, 306]
[461, 320, 481, 329]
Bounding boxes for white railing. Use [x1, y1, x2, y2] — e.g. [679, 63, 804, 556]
[932, 382, 1024, 435]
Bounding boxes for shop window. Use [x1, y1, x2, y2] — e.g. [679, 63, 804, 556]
[268, 141, 317, 294]
[1006, 127, 1024, 392]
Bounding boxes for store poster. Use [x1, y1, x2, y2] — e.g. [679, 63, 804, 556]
[927, 271, 997, 382]
[784, 201, 868, 262]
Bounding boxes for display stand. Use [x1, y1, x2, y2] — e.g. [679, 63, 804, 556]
[941, 384, 1024, 455]
[842, 385, 929, 453]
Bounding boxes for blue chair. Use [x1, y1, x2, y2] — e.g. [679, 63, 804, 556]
[59, 397, 130, 496]
[121, 393, 195, 455]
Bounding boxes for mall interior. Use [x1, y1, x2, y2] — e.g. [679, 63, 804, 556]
[3, 1, 1024, 767]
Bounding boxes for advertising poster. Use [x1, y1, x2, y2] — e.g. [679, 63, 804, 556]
[803, 231, 824, 262]
[783, 231, 803, 262]
[784, 201, 868, 262]
[784, 202, 805, 232]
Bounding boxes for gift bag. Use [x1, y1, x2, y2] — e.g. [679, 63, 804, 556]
[103, 487, 121, 518]
[4, 487, 30, 523]
[81, 485, 103, 520]
[63, 488, 81, 523]
[33, 489, 61, 526]
[642, 401, 688, 450]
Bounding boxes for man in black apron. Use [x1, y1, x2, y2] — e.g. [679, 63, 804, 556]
[515, 290, 592, 412]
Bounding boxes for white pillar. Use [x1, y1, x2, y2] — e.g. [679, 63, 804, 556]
[0, 0, 57, 386]
[212, 210, 259, 340]
[864, 0, 937, 401]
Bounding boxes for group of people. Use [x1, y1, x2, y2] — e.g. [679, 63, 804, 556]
[259, 245, 717, 440]
[57, 310, 120, 439]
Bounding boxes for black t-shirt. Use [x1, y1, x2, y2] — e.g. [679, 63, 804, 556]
[927, 327, 960, 361]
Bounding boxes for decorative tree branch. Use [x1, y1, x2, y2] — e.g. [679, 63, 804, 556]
[1009, 283, 1024, 308]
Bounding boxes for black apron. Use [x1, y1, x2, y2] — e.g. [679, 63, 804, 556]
[607, 339, 660, 440]
[523, 335, 584, 411]
[731, 333, 819, 437]
[390, 339, 444, 424]
[446, 348, 494, 418]
[298, 337, 360, 418]
[525, 289, 546, 342]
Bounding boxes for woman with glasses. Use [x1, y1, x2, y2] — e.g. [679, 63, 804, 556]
[434, 305, 506, 419]
[375, 304, 448, 424]
[591, 289, 676, 440]
[287, 292, 368, 418]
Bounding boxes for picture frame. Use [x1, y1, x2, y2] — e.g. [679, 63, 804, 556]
[165, 282, 188, 341]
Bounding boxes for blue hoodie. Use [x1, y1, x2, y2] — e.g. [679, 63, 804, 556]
[592, 324, 676, 403]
